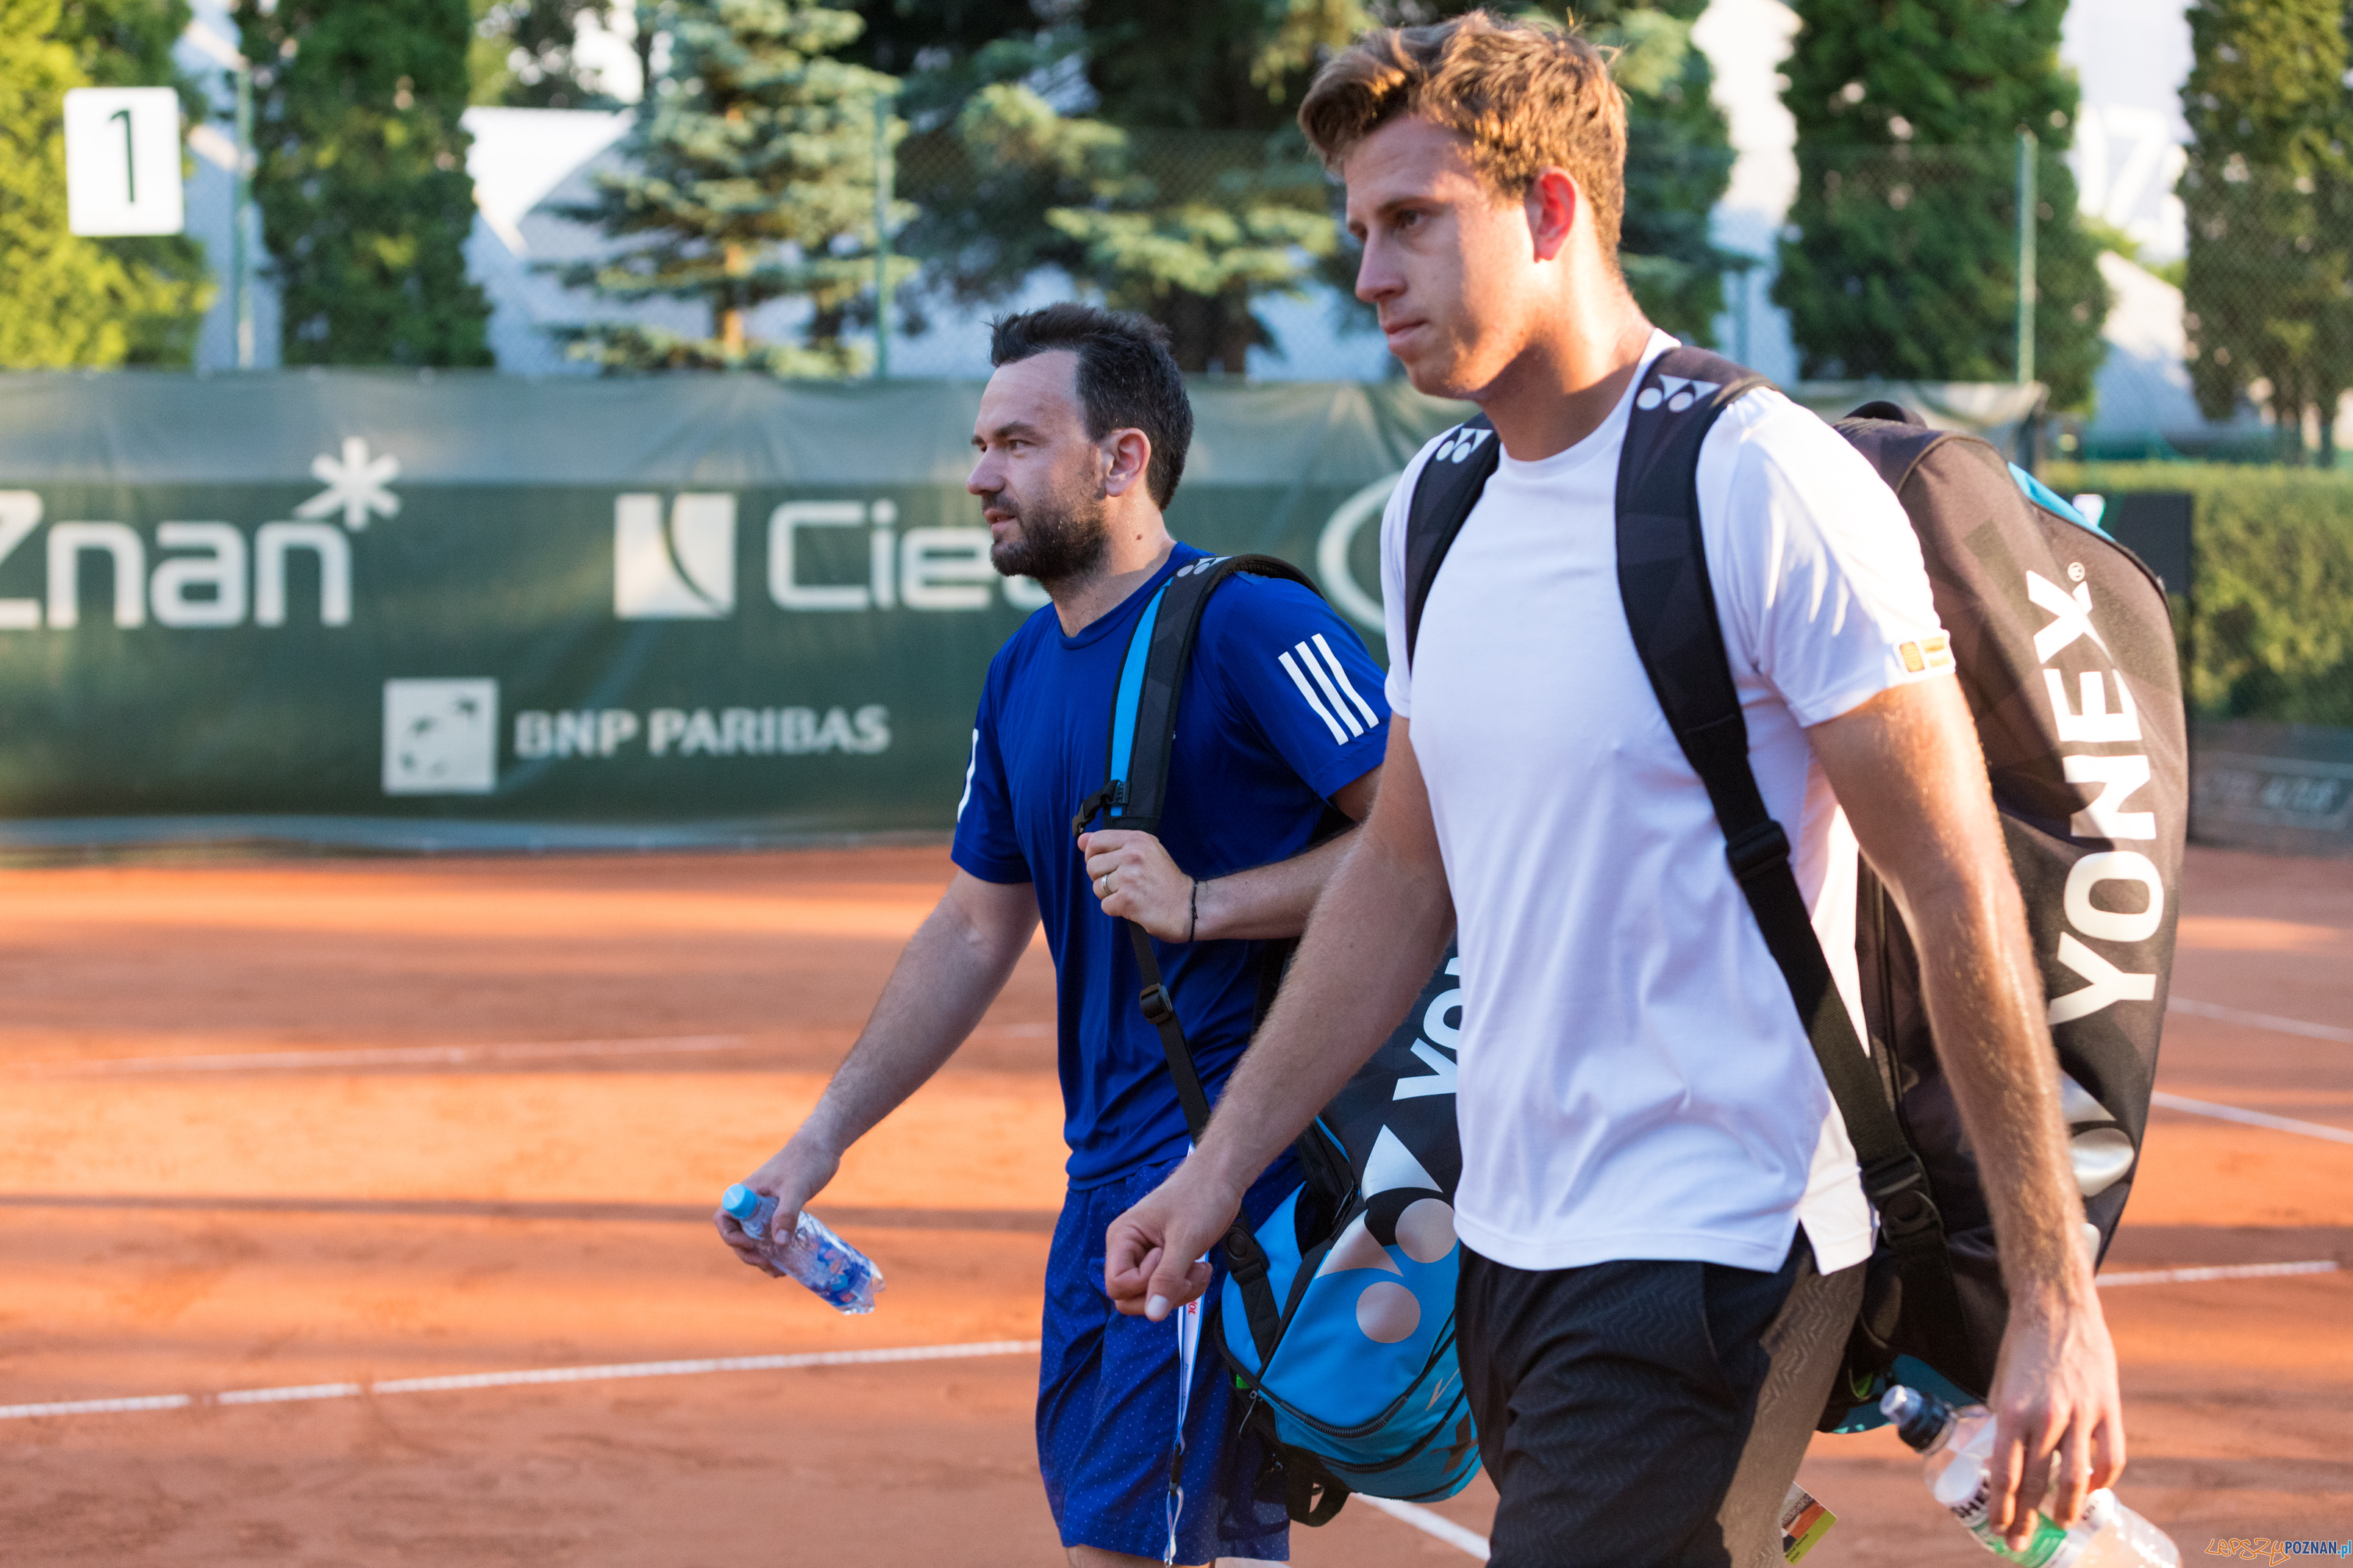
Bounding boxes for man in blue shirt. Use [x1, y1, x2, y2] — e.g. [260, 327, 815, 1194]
[718, 304, 1390, 1566]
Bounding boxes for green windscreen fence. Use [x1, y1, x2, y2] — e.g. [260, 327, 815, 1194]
[0, 372, 1463, 844]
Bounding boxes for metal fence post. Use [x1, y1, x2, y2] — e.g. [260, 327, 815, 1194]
[234, 58, 254, 369]
[2015, 127, 2038, 387]
[873, 94, 892, 382]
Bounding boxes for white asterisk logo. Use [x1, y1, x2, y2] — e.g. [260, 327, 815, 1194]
[294, 437, 401, 531]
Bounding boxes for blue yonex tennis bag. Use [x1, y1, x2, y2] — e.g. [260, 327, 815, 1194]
[1071, 552, 1479, 1527]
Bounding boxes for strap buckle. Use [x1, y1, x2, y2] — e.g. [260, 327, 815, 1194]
[1724, 819, 1791, 885]
[1139, 984, 1175, 1025]
[1861, 1152, 1943, 1238]
[1070, 781, 1121, 841]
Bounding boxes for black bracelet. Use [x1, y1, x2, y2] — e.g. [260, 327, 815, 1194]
[1188, 877, 1199, 943]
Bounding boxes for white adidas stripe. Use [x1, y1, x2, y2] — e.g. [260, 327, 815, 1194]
[1295, 640, 1365, 738]
[1278, 651, 1349, 743]
[1312, 633, 1381, 729]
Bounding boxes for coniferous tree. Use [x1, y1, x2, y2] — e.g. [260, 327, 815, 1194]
[55, 0, 217, 363]
[240, 0, 494, 365]
[552, 0, 903, 373]
[1774, 0, 2110, 408]
[871, 3, 1353, 373]
[852, 1, 1739, 370]
[1577, 0, 1741, 343]
[469, 0, 615, 108]
[2179, 0, 2353, 463]
[0, 0, 208, 366]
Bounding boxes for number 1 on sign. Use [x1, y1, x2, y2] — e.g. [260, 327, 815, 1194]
[110, 107, 135, 204]
[63, 87, 182, 236]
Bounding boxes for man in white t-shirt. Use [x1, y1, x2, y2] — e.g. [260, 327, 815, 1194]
[1101, 13, 2127, 1567]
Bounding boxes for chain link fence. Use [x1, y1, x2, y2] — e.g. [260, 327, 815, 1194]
[852, 123, 2346, 465]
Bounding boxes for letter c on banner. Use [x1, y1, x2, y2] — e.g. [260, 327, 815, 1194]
[2063, 851, 2165, 944]
[1317, 472, 1399, 630]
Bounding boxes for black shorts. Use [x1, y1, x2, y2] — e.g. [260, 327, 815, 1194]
[1456, 1231, 1865, 1568]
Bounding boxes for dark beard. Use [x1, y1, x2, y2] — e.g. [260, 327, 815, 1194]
[988, 490, 1111, 590]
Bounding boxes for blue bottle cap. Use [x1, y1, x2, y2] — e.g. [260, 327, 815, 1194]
[720, 1184, 761, 1220]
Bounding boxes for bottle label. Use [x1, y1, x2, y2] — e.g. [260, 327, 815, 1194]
[1950, 1481, 2071, 1567]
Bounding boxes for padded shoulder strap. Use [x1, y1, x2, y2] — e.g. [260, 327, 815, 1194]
[1402, 418, 1502, 662]
[1070, 551, 1321, 1144]
[1618, 346, 1977, 1379]
[1073, 553, 1319, 844]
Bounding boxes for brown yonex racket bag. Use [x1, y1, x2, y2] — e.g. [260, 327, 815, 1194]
[1402, 349, 2185, 1433]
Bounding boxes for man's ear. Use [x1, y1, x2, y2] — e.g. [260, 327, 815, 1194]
[1101, 429, 1154, 499]
[1526, 168, 1580, 263]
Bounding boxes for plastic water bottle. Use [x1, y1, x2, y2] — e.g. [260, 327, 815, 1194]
[720, 1184, 884, 1314]
[1882, 1386, 2178, 1567]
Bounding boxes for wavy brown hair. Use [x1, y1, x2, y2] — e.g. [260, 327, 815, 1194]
[1298, 10, 1628, 259]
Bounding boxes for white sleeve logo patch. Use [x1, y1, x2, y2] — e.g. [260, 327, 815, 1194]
[1277, 635, 1381, 743]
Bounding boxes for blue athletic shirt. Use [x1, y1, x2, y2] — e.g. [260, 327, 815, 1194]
[951, 543, 1391, 1187]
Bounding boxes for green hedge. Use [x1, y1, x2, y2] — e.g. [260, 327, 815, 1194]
[2045, 462, 2353, 726]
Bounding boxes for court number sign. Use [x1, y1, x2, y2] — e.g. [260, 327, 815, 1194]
[64, 87, 184, 237]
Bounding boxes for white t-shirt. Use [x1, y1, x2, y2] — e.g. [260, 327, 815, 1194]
[1380, 332, 1953, 1276]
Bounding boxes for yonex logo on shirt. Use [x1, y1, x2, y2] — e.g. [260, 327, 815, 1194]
[1432, 427, 1493, 465]
[1276, 632, 1381, 743]
[1635, 374, 1721, 413]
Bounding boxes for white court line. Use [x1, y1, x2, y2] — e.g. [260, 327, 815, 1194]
[4, 1035, 757, 1076]
[0, 1339, 1040, 1422]
[6, 1023, 1052, 1078]
[1355, 1494, 1490, 1559]
[2169, 996, 2353, 1047]
[2151, 1090, 2353, 1147]
[2099, 1260, 2339, 1288]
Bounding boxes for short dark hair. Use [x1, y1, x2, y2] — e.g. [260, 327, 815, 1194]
[989, 304, 1194, 509]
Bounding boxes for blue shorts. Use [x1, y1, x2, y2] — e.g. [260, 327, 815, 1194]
[1038, 1156, 1296, 1564]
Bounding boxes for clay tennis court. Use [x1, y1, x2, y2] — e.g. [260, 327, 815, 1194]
[1, 841, 2345, 1564]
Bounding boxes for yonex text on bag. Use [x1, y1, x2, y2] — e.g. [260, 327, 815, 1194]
[1403, 349, 2184, 1427]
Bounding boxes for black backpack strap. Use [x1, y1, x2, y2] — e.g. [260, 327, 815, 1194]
[1402, 417, 1504, 663]
[1614, 346, 1977, 1380]
[1071, 551, 1325, 1362]
[1070, 551, 1318, 1142]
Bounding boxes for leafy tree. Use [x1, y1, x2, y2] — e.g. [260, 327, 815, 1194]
[551, 0, 903, 373]
[54, 0, 218, 363]
[240, 0, 495, 365]
[2178, 0, 2353, 464]
[469, 0, 615, 108]
[1774, 0, 2110, 409]
[0, 0, 209, 367]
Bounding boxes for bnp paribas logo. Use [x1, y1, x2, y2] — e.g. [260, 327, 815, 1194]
[614, 493, 735, 619]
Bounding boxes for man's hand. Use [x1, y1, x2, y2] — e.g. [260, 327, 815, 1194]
[713, 1140, 841, 1278]
[709, 870, 1035, 1278]
[1808, 679, 2127, 1543]
[1104, 1156, 1248, 1320]
[1080, 829, 1194, 941]
[1984, 1293, 2126, 1545]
